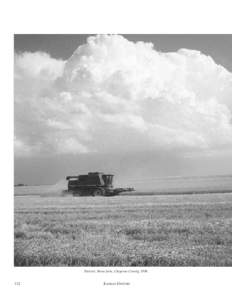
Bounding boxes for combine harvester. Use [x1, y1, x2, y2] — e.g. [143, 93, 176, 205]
[63, 172, 134, 196]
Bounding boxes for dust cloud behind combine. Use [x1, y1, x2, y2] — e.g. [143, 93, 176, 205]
[15, 179, 67, 197]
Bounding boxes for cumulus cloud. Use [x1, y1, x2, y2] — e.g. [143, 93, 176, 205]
[14, 35, 232, 156]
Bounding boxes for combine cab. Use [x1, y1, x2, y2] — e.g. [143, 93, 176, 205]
[63, 172, 134, 196]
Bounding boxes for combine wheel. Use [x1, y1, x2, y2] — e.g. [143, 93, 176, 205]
[92, 189, 103, 196]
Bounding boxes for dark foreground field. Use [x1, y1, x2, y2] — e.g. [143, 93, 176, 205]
[14, 193, 232, 266]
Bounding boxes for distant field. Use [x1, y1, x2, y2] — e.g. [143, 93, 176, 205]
[14, 193, 232, 266]
[14, 174, 232, 196]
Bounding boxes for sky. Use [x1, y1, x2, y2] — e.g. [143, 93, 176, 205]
[14, 34, 232, 185]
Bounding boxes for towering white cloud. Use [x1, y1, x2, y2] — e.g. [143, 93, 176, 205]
[14, 35, 232, 156]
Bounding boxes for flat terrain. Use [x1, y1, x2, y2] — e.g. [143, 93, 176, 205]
[14, 175, 232, 196]
[14, 193, 232, 266]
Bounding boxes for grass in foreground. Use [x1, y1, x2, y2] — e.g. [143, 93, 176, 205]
[14, 193, 232, 266]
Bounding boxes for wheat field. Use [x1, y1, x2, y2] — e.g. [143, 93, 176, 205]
[14, 192, 232, 266]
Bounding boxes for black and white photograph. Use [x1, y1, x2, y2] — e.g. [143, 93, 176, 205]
[14, 33, 232, 267]
[1, 0, 231, 298]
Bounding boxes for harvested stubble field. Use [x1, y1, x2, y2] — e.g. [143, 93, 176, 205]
[14, 192, 232, 266]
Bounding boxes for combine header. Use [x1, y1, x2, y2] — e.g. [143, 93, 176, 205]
[63, 172, 134, 196]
